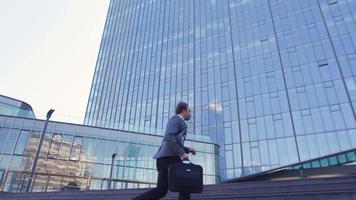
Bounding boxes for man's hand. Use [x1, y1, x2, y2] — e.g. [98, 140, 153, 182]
[181, 153, 189, 160]
[190, 148, 196, 155]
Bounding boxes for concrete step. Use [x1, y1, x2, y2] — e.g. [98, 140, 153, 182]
[1, 176, 356, 200]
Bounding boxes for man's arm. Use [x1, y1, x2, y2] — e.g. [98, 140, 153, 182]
[165, 137, 186, 157]
[165, 118, 186, 157]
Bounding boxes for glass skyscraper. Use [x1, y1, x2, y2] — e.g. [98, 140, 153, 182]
[85, 0, 356, 180]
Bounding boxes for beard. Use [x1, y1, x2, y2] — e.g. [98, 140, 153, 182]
[185, 114, 191, 121]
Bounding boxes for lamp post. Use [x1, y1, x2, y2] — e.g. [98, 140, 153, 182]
[25, 109, 55, 192]
[108, 153, 117, 190]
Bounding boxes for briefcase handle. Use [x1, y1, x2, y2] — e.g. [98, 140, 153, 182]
[182, 158, 191, 164]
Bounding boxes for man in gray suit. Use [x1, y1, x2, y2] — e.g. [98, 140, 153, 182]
[133, 102, 196, 200]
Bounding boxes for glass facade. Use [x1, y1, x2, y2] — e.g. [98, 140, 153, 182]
[0, 115, 219, 192]
[85, 0, 356, 180]
[0, 95, 35, 119]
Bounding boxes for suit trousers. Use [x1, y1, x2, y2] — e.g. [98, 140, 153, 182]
[132, 156, 191, 200]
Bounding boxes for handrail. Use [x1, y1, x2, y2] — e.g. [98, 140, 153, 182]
[224, 147, 356, 183]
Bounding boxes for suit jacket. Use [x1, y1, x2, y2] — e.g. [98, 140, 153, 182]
[153, 115, 190, 159]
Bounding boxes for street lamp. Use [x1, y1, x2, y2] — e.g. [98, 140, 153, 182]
[25, 109, 55, 192]
[108, 153, 117, 190]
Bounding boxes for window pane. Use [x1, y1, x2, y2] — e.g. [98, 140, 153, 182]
[82, 137, 96, 158]
[70, 136, 83, 161]
[3, 172, 28, 192]
[93, 139, 108, 163]
[4, 129, 19, 154]
[58, 135, 73, 160]
[0, 127, 9, 153]
[14, 130, 30, 155]
[48, 133, 63, 158]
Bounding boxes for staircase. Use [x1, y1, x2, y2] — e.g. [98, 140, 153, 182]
[1, 176, 356, 200]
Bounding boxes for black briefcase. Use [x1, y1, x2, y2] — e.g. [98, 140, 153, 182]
[168, 161, 203, 193]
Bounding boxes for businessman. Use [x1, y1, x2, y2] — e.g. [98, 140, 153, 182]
[133, 102, 196, 200]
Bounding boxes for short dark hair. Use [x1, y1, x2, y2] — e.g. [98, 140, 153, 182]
[175, 102, 189, 114]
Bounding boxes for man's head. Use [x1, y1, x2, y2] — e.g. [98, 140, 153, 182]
[175, 102, 191, 121]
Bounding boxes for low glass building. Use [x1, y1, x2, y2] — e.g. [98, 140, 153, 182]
[0, 114, 219, 192]
[0, 95, 35, 119]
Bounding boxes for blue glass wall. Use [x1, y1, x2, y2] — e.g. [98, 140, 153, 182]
[85, 0, 356, 180]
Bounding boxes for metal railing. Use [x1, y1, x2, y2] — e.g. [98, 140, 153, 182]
[225, 147, 356, 183]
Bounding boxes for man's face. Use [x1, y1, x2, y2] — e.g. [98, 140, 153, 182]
[182, 107, 192, 121]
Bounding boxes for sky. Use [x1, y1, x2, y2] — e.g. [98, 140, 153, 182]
[0, 0, 110, 123]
